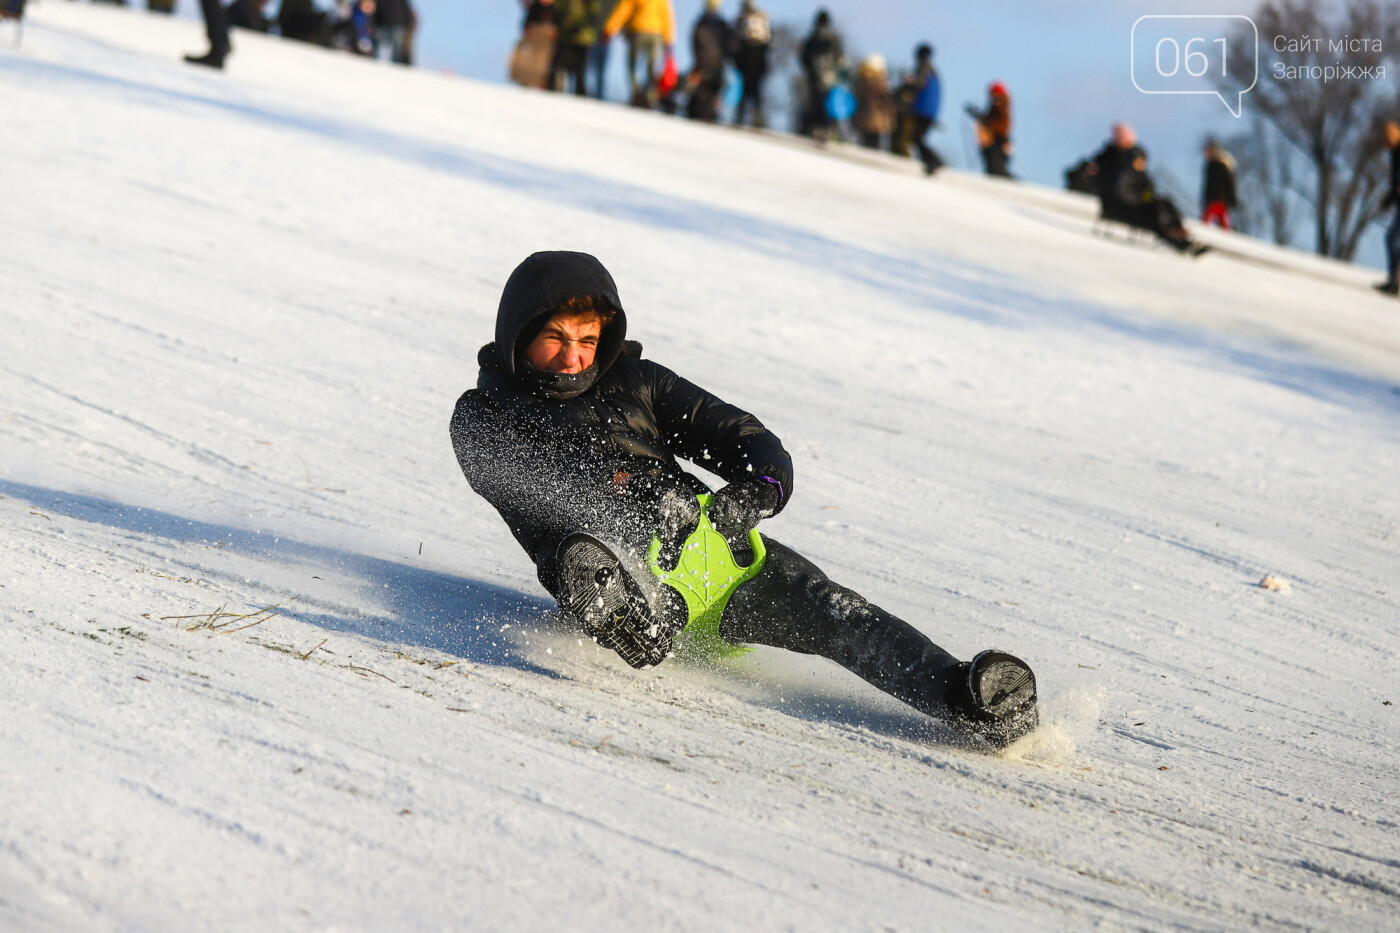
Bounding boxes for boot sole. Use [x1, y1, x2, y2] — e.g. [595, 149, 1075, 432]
[964, 650, 1040, 748]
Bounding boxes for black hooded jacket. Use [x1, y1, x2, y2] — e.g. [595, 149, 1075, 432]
[450, 252, 793, 596]
[1202, 155, 1236, 208]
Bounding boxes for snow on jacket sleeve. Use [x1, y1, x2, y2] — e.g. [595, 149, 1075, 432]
[450, 388, 631, 591]
[637, 360, 793, 511]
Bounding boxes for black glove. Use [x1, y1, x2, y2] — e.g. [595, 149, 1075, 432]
[653, 488, 702, 571]
[708, 477, 782, 543]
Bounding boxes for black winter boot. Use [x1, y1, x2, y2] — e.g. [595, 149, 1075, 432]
[556, 534, 686, 669]
[184, 49, 227, 69]
[945, 650, 1039, 749]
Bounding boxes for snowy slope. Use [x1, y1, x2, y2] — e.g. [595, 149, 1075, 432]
[3, 5, 1399, 931]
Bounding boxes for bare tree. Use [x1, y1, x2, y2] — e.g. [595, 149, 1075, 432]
[1222, 118, 1303, 246]
[1215, 0, 1400, 259]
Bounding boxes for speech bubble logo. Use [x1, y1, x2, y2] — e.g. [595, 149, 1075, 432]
[1131, 15, 1258, 117]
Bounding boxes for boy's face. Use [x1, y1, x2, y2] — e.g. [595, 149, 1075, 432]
[1385, 122, 1400, 148]
[524, 313, 603, 374]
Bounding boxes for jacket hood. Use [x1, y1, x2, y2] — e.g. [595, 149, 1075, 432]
[490, 251, 628, 395]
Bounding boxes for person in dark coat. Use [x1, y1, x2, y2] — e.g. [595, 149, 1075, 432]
[799, 9, 845, 140]
[449, 251, 1040, 749]
[551, 0, 599, 95]
[185, 0, 232, 69]
[226, 0, 270, 33]
[1088, 123, 1207, 256]
[2, 0, 27, 21]
[374, 0, 413, 64]
[686, 0, 729, 122]
[965, 81, 1012, 177]
[730, 0, 771, 128]
[1377, 121, 1400, 295]
[1200, 138, 1237, 229]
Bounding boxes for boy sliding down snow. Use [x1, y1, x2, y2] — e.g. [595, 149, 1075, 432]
[449, 251, 1038, 748]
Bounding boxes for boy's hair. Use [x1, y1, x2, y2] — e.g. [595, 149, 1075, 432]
[553, 294, 617, 328]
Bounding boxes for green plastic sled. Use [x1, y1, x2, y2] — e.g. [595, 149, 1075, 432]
[645, 494, 766, 659]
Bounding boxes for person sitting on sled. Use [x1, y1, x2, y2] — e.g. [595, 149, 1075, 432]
[448, 251, 1038, 748]
[1088, 123, 1208, 257]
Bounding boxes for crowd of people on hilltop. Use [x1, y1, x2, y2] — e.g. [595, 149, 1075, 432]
[498, 0, 1314, 268]
[188, 0, 417, 69]
[506, 1, 1400, 268]
[65, 0, 418, 69]
[507, 2, 1015, 183]
[38, 2, 1396, 276]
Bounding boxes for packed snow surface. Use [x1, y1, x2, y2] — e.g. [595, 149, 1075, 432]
[3, 6, 1399, 931]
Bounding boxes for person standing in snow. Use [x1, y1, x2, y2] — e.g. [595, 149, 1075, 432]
[686, 0, 729, 123]
[1199, 139, 1237, 230]
[893, 44, 942, 173]
[729, 0, 771, 128]
[1377, 121, 1400, 296]
[373, 0, 414, 64]
[449, 251, 1040, 749]
[799, 9, 845, 141]
[602, 0, 676, 108]
[1088, 123, 1207, 257]
[851, 54, 895, 150]
[551, 0, 600, 96]
[965, 81, 1012, 178]
[185, 0, 232, 69]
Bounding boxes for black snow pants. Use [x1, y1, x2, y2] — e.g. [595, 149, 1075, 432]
[552, 43, 589, 96]
[199, 0, 230, 56]
[720, 538, 964, 717]
[912, 116, 944, 174]
[734, 65, 766, 127]
[1104, 198, 1192, 251]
